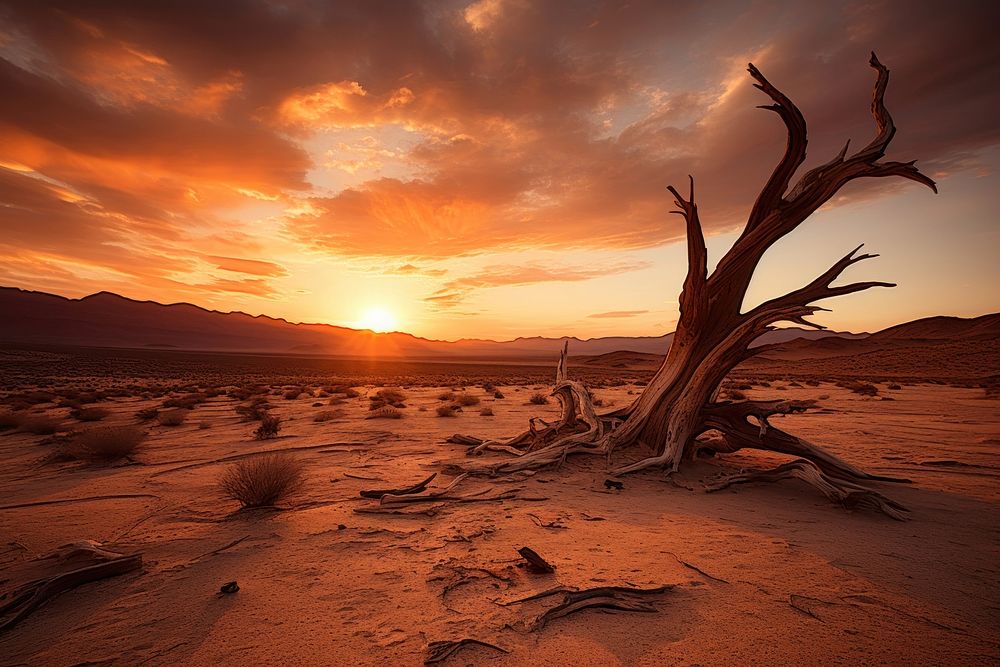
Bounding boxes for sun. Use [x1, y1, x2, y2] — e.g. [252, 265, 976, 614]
[358, 306, 397, 333]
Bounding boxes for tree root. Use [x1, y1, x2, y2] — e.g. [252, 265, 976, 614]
[0, 542, 142, 633]
[425, 638, 508, 664]
[704, 459, 910, 520]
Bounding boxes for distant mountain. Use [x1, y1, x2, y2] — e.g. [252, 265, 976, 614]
[0, 286, 951, 360]
[868, 313, 1000, 341]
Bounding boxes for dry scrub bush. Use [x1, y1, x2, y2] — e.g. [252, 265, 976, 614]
[220, 454, 304, 508]
[374, 388, 406, 403]
[839, 381, 879, 396]
[71, 407, 111, 422]
[366, 406, 403, 419]
[436, 405, 458, 417]
[479, 407, 494, 417]
[313, 410, 342, 422]
[437, 391, 455, 401]
[455, 394, 480, 407]
[528, 393, 549, 405]
[157, 409, 189, 426]
[284, 388, 304, 400]
[254, 414, 282, 439]
[0, 411, 24, 430]
[493, 390, 505, 399]
[135, 407, 159, 421]
[72, 426, 147, 461]
[19, 415, 60, 435]
[344, 388, 361, 398]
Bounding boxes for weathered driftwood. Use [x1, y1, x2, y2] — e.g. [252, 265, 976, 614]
[424, 638, 509, 664]
[503, 585, 673, 630]
[0, 541, 142, 633]
[360, 473, 437, 499]
[450, 54, 933, 518]
[517, 546, 555, 573]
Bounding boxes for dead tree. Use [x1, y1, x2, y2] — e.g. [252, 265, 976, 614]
[451, 54, 936, 518]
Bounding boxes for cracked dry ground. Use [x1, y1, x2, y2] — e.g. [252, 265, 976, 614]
[1, 382, 998, 665]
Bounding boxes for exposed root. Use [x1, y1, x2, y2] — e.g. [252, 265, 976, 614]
[702, 400, 910, 483]
[704, 459, 909, 520]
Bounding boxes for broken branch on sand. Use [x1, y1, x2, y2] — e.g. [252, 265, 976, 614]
[505, 585, 674, 630]
[0, 542, 142, 633]
[424, 638, 509, 664]
[360, 473, 437, 498]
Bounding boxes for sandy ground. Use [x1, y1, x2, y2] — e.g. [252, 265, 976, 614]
[1, 381, 998, 666]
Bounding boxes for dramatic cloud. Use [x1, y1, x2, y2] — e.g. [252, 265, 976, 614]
[588, 310, 650, 319]
[427, 261, 651, 308]
[0, 0, 996, 336]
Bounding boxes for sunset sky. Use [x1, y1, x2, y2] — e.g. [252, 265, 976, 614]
[0, 0, 996, 340]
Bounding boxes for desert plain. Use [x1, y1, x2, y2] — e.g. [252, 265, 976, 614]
[0, 343, 997, 666]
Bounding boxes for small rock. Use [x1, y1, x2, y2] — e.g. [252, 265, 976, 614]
[220, 581, 239, 594]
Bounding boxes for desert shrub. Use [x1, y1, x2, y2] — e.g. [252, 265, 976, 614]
[437, 391, 455, 401]
[157, 409, 189, 426]
[840, 381, 878, 396]
[804, 379, 820, 386]
[72, 426, 146, 461]
[436, 405, 458, 417]
[313, 410, 342, 422]
[71, 407, 111, 422]
[365, 406, 402, 419]
[328, 397, 346, 405]
[220, 454, 304, 508]
[887, 383, 901, 390]
[344, 388, 360, 398]
[374, 388, 406, 403]
[493, 390, 505, 399]
[284, 388, 304, 400]
[455, 394, 480, 407]
[254, 414, 282, 439]
[235, 400, 270, 421]
[162, 393, 206, 409]
[528, 393, 549, 405]
[19, 415, 60, 435]
[0, 411, 24, 430]
[57, 399, 82, 409]
[479, 406, 494, 416]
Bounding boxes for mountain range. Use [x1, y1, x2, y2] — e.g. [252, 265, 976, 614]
[0, 286, 995, 361]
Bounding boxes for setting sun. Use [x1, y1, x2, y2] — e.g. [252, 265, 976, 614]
[358, 306, 397, 333]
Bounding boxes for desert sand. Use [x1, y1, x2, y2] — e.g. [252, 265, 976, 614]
[1, 354, 997, 666]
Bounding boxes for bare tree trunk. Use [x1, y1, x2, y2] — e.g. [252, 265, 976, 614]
[451, 54, 935, 518]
